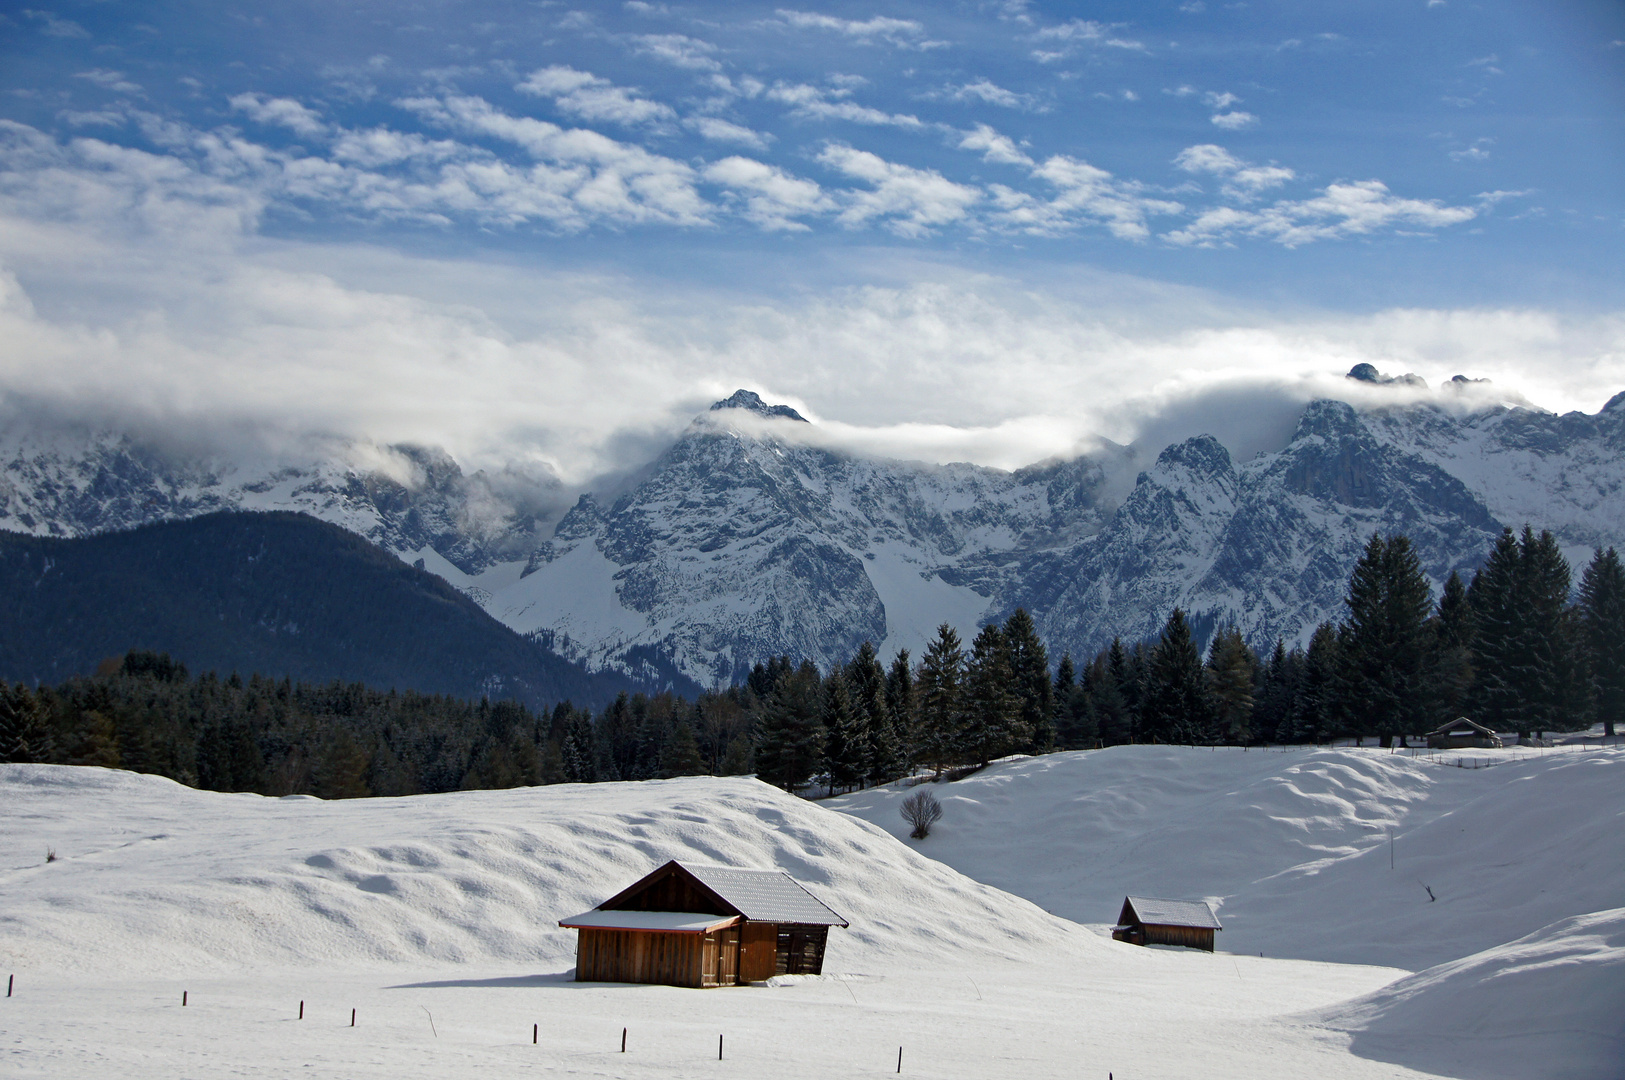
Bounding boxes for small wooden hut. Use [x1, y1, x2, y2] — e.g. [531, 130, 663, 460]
[560, 860, 849, 988]
[1111, 896, 1222, 952]
[1426, 717, 1502, 749]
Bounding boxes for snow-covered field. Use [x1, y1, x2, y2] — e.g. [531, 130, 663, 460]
[3, 747, 1622, 1079]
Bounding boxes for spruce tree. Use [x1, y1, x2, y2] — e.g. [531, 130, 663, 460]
[1579, 547, 1625, 737]
[916, 624, 966, 776]
[1341, 532, 1436, 746]
[753, 683, 826, 791]
[1140, 609, 1211, 744]
[1003, 608, 1055, 753]
[820, 669, 865, 795]
[659, 722, 708, 777]
[1471, 526, 1585, 739]
[885, 649, 916, 772]
[847, 642, 898, 785]
[1251, 640, 1293, 744]
[1098, 640, 1135, 744]
[1203, 626, 1257, 744]
[961, 623, 1021, 766]
[1432, 570, 1476, 721]
[0, 682, 54, 764]
[1289, 623, 1343, 743]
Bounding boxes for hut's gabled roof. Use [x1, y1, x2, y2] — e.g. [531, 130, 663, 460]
[1122, 895, 1222, 930]
[1428, 716, 1496, 737]
[595, 859, 849, 927]
[679, 863, 849, 926]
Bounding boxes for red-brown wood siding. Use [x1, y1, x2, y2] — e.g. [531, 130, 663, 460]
[575, 927, 743, 988]
[600, 866, 734, 917]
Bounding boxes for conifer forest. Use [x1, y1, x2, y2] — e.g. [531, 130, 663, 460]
[3, 527, 1621, 799]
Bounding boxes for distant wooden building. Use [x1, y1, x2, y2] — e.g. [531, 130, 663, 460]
[1427, 717, 1502, 749]
[559, 860, 849, 988]
[1111, 896, 1222, 952]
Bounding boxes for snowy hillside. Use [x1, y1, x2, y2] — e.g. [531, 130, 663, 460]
[4, 755, 1621, 1079]
[829, 744, 1625, 970]
[0, 765, 1084, 975]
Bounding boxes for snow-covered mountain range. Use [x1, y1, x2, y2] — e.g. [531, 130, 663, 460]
[5, 376, 1622, 687]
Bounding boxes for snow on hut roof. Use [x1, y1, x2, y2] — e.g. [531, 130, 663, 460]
[559, 910, 742, 933]
[679, 862, 849, 927]
[1428, 717, 1496, 736]
[1124, 896, 1223, 930]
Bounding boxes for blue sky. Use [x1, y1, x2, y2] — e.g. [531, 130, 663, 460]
[0, 2, 1622, 479]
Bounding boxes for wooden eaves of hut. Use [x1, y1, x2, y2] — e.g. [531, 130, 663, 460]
[1426, 717, 1503, 749]
[559, 860, 849, 988]
[1111, 896, 1223, 952]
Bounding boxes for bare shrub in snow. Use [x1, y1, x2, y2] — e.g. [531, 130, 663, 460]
[900, 790, 943, 839]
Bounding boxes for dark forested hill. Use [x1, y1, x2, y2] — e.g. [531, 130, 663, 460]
[0, 511, 648, 708]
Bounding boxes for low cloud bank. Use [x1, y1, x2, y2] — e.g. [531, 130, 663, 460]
[0, 161, 1620, 490]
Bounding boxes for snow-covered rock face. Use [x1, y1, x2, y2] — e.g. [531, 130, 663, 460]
[3, 386, 1622, 685]
[0, 428, 564, 576]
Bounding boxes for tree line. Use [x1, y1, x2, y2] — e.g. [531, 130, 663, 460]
[746, 527, 1624, 791]
[3, 526, 1621, 798]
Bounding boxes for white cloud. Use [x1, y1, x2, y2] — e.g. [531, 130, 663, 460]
[767, 82, 925, 128]
[400, 95, 709, 225]
[684, 117, 773, 151]
[775, 10, 944, 49]
[516, 66, 677, 127]
[74, 69, 143, 96]
[1210, 111, 1259, 130]
[1165, 179, 1477, 247]
[23, 9, 89, 38]
[2, 179, 1615, 486]
[1450, 138, 1493, 163]
[817, 144, 980, 237]
[938, 79, 1035, 110]
[999, 156, 1182, 240]
[957, 123, 1033, 166]
[1173, 143, 1294, 199]
[703, 156, 831, 231]
[229, 93, 327, 138]
[329, 128, 467, 167]
[1204, 90, 1241, 109]
[629, 34, 723, 72]
[1034, 19, 1107, 41]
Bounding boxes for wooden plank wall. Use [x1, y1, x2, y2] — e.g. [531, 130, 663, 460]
[1142, 924, 1216, 952]
[602, 870, 730, 915]
[577, 928, 706, 987]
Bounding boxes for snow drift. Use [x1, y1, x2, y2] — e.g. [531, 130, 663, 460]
[0, 765, 1094, 976]
[1320, 907, 1625, 1080]
[829, 744, 1625, 970]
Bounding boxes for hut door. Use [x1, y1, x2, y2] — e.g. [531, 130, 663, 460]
[715, 927, 739, 986]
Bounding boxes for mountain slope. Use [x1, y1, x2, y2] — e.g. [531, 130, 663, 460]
[4, 381, 1621, 684]
[0, 511, 644, 706]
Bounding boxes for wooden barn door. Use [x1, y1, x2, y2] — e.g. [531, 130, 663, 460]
[715, 927, 739, 986]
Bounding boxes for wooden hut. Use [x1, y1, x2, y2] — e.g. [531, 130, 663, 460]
[1427, 717, 1503, 749]
[1111, 896, 1222, 952]
[559, 860, 849, 988]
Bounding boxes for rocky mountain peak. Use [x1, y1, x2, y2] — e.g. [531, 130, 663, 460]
[1346, 363, 1427, 389]
[709, 389, 809, 422]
